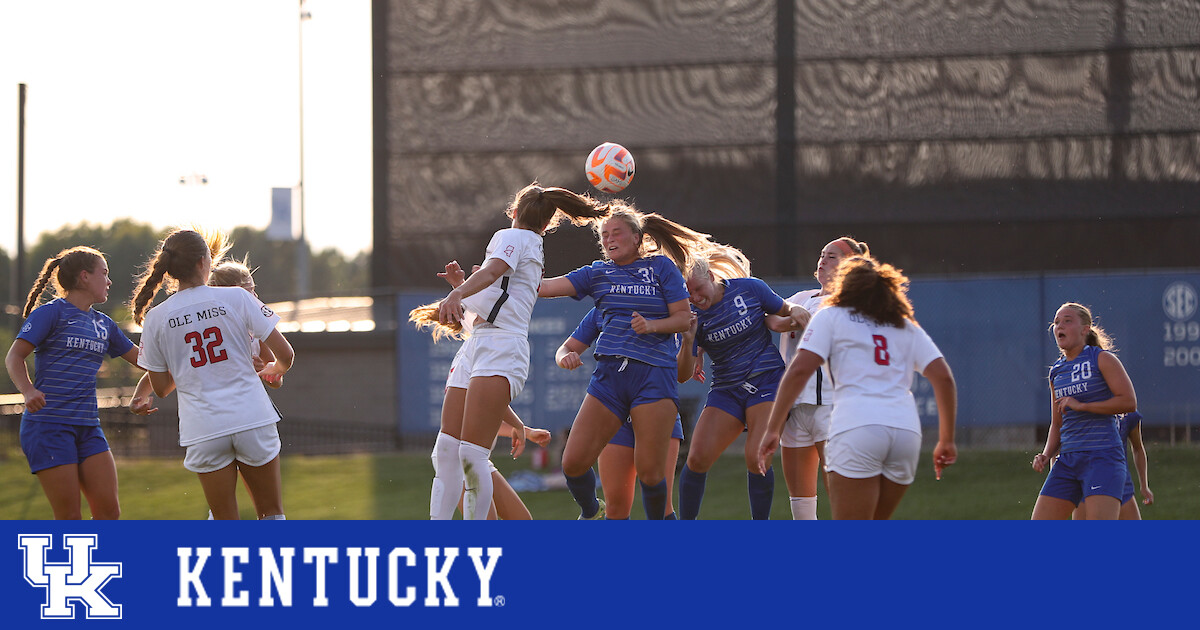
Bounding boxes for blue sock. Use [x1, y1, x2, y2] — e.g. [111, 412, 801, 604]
[640, 479, 668, 520]
[678, 463, 707, 520]
[748, 467, 775, 520]
[564, 469, 600, 518]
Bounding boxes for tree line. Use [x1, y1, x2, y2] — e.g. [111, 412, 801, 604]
[1, 220, 370, 390]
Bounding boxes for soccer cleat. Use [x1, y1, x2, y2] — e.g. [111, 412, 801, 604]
[578, 499, 606, 520]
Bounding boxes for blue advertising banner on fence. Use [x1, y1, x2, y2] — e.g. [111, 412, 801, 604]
[2, 521, 1194, 628]
[397, 270, 1200, 437]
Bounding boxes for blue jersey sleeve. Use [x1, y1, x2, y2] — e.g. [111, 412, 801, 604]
[657, 258, 688, 304]
[570, 308, 603, 346]
[565, 262, 601, 301]
[749, 277, 785, 315]
[16, 301, 60, 347]
[102, 313, 135, 358]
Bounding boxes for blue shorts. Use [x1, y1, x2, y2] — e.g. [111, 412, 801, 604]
[609, 415, 685, 447]
[1121, 468, 1135, 504]
[703, 367, 784, 424]
[587, 356, 679, 422]
[1040, 447, 1127, 505]
[20, 420, 111, 474]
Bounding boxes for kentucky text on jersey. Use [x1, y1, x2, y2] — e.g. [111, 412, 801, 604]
[609, 284, 659, 295]
[704, 315, 755, 343]
[64, 336, 106, 353]
[177, 546, 502, 608]
[1054, 382, 1089, 399]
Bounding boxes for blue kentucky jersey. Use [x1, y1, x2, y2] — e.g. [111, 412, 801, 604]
[1118, 410, 1142, 445]
[570, 308, 603, 346]
[565, 255, 688, 368]
[692, 277, 785, 389]
[17, 298, 135, 426]
[1049, 345, 1121, 452]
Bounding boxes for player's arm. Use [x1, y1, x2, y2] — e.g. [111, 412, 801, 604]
[923, 357, 958, 480]
[257, 329, 294, 386]
[766, 301, 811, 333]
[756, 348, 821, 473]
[5, 339, 44, 412]
[632, 298, 691, 335]
[1033, 380, 1062, 472]
[556, 336, 590, 370]
[538, 276, 577, 298]
[146, 370, 177, 399]
[677, 313, 699, 383]
[1128, 423, 1153, 505]
[499, 406, 526, 458]
[439, 257, 511, 323]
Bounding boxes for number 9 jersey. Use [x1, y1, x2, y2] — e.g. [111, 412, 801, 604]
[137, 285, 282, 446]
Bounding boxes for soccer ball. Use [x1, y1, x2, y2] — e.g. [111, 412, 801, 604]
[585, 142, 635, 193]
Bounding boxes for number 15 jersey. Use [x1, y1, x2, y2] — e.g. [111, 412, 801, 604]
[138, 285, 282, 446]
[798, 305, 943, 437]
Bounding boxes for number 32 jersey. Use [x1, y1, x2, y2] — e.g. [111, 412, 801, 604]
[798, 305, 943, 436]
[138, 285, 282, 446]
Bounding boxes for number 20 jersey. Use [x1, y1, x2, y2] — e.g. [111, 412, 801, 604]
[798, 305, 943, 437]
[138, 285, 282, 446]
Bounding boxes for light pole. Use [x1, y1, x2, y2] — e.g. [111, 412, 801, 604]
[295, 0, 312, 300]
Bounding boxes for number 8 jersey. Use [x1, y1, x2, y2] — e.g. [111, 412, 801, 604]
[137, 285, 282, 446]
[798, 305, 943, 437]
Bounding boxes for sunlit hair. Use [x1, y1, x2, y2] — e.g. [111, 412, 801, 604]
[1052, 302, 1115, 352]
[596, 201, 713, 271]
[22, 246, 106, 317]
[129, 227, 232, 325]
[508, 182, 610, 233]
[408, 301, 465, 342]
[687, 244, 751, 282]
[824, 256, 915, 327]
[209, 255, 256, 290]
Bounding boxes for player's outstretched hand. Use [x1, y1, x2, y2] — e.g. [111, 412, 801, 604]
[525, 427, 551, 447]
[129, 395, 158, 416]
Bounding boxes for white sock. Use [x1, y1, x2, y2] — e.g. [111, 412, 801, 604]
[458, 441, 494, 521]
[430, 432, 464, 520]
[790, 496, 818, 520]
[260, 514, 286, 520]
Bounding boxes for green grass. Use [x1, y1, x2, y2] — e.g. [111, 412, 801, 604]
[3, 445, 1198, 519]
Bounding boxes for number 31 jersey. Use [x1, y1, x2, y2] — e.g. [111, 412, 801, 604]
[798, 305, 943, 436]
[138, 285, 282, 446]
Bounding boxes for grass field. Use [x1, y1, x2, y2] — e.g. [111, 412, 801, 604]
[2, 446, 1198, 520]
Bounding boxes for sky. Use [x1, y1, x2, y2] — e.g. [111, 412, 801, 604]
[0, 0, 372, 258]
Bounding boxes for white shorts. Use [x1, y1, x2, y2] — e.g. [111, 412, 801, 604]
[781, 403, 832, 448]
[467, 331, 529, 401]
[183, 423, 281, 473]
[445, 338, 474, 390]
[825, 425, 921, 485]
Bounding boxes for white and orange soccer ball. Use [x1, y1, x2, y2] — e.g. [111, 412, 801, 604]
[585, 142, 635, 193]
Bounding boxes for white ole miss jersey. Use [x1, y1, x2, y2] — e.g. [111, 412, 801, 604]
[783, 288, 833, 406]
[798, 305, 943, 436]
[461, 227, 543, 337]
[137, 285, 282, 446]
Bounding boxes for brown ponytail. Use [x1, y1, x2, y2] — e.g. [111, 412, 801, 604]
[509, 182, 610, 233]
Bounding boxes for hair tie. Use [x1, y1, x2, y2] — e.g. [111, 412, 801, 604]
[831, 240, 855, 256]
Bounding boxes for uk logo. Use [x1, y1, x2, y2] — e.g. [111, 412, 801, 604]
[18, 534, 123, 620]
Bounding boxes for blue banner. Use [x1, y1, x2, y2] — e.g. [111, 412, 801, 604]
[2, 521, 1193, 628]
